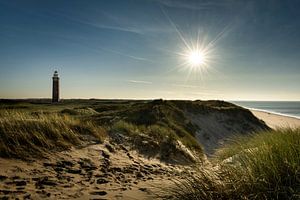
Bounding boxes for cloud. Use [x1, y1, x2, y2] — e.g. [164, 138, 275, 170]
[54, 10, 173, 36]
[155, 0, 229, 10]
[101, 11, 174, 35]
[52, 11, 143, 35]
[127, 80, 153, 84]
[99, 47, 153, 62]
[86, 23, 143, 34]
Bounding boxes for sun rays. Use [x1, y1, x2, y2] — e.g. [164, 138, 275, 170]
[173, 34, 217, 81]
[159, 5, 230, 81]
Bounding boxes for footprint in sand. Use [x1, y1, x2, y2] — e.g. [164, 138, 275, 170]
[0, 175, 7, 181]
[90, 191, 107, 196]
[96, 178, 109, 184]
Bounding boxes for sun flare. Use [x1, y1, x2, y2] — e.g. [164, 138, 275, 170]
[180, 47, 211, 72]
[187, 50, 206, 66]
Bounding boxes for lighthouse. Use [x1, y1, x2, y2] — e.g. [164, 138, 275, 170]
[52, 71, 59, 103]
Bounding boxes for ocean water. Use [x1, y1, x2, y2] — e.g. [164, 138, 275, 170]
[231, 101, 300, 119]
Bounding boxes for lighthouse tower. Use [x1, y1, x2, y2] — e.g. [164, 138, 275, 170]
[52, 71, 59, 103]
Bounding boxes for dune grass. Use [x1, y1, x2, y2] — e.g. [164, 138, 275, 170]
[105, 100, 203, 152]
[0, 110, 106, 158]
[167, 129, 300, 200]
[111, 120, 202, 163]
[111, 120, 201, 151]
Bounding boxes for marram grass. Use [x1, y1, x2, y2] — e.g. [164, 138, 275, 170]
[166, 129, 300, 200]
[0, 110, 106, 158]
[112, 120, 202, 152]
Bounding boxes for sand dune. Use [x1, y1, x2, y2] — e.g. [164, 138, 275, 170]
[186, 109, 268, 155]
[1, 100, 298, 199]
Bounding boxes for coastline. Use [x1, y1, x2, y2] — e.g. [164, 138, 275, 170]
[251, 109, 300, 129]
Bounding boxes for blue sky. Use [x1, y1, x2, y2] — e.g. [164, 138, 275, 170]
[0, 0, 300, 100]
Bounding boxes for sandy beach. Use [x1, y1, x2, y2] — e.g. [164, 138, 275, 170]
[251, 110, 300, 129]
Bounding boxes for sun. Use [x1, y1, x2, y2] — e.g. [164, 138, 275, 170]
[159, 6, 224, 78]
[187, 50, 206, 66]
[177, 45, 213, 79]
[181, 47, 210, 71]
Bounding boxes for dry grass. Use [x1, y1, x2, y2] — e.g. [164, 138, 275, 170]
[0, 110, 106, 158]
[111, 120, 202, 163]
[166, 129, 300, 200]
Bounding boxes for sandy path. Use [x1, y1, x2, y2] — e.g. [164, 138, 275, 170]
[0, 141, 190, 200]
[251, 110, 300, 129]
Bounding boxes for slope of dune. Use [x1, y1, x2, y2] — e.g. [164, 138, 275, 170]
[89, 99, 269, 156]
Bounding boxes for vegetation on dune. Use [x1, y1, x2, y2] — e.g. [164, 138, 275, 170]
[0, 99, 205, 163]
[79, 99, 205, 161]
[111, 120, 201, 163]
[120, 100, 202, 150]
[167, 129, 300, 199]
[61, 107, 99, 115]
[0, 99, 205, 161]
[0, 110, 106, 158]
[172, 100, 269, 131]
[0, 99, 269, 163]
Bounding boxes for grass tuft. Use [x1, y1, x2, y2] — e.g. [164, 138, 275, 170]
[0, 110, 106, 158]
[166, 129, 300, 199]
[111, 120, 202, 163]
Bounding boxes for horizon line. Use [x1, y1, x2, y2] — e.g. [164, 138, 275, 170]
[1, 98, 300, 102]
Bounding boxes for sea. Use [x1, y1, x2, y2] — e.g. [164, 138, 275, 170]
[231, 101, 300, 119]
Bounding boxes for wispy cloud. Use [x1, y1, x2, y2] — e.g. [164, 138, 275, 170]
[156, 0, 229, 10]
[52, 12, 143, 35]
[86, 23, 143, 34]
[99, 47, 153, 62]
[53, 10, 173, 36]
[127, 80, 153, 84]
[101, 11, 173, 35]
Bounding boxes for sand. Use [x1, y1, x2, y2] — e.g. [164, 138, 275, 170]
[251, 110, 300, 129]
[186, 110, 268, 155]
[0, 141, 192, 200]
